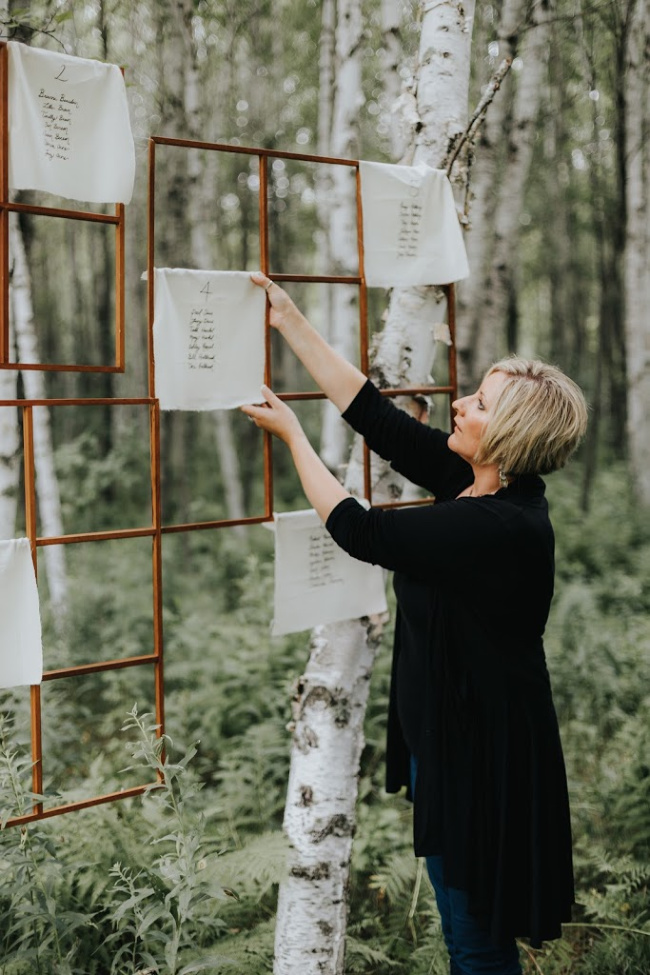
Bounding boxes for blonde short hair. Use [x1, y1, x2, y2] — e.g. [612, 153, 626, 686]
[474, 356, 588, 476]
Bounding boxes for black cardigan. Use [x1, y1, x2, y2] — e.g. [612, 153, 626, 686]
[326, 380, 574, 948]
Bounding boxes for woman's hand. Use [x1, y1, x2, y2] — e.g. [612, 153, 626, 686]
[241, 385, 306, 447]
[250, 272, 307, 334]
[250, 271, 366, 414]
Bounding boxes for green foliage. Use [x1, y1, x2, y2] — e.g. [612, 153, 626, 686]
[107, 707, 234, 974]
[0, 715, 96, 975]
[2, 3, 649, 972]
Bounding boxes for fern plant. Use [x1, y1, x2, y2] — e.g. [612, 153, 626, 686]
[0, 714, 95, 975]
[108, 706, 235, 975]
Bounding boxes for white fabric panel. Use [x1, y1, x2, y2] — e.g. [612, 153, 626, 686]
[271, 508, 387, 636]
[359, 160, 469, 287]
[0, 539, 43, 689]
[8, 41, 135, 204]
[152, 269, 266, 411]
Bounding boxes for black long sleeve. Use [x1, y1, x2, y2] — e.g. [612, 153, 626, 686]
[342, 379, 472, 499]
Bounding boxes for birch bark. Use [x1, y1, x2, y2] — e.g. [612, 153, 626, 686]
[624, 0, 650, 504]
[273, 4, 475, 973]
[176, 0, 248, 528]
[9, 214, 68, 618]
[470, 0, 552, 380]
[379, 0, 408, 162]
[0, 0, 17, 540]
[319, 0, 364, 474]
[454, 0, 526, 390]
[0, 358, 19, 539]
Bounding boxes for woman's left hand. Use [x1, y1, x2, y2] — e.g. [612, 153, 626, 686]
[240, 385, 306, 446]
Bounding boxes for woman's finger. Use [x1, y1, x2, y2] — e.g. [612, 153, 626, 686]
[250, 271, 274, 295]
[260, 383, 282, 406]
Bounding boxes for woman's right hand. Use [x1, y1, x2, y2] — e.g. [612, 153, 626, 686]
[250, 272, 307, 334]
[250, 271, 366, 414]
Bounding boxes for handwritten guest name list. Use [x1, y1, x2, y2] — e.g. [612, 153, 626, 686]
[39, 84, 79, 164]
[271, 509, 388, 636]
[358, 159, 470, 287]
[307, 531, 345, 589]
[188, 303, 217, 372]
[152, 268, 265, 411]
[8, 42, 136, 203]
[397, 199, 424, 259]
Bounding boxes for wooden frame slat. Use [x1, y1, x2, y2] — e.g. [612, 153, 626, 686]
[0, 125, 458, 827]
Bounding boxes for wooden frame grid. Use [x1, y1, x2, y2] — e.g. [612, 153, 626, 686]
[0, 42, 126, 374]
[148, 136, 458, 530]
[0, 396, 164, 826]
[0, 121, 459, 827]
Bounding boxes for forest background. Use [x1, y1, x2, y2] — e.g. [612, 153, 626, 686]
[0, 1, 649, 974]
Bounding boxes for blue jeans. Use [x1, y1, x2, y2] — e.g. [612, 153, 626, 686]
[410, 758, 522, 975]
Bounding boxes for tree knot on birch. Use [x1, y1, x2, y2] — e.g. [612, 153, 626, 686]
[310, 813, 355, 844]
[364, 612, 387, 647]
[293, 682, 351, 728]
[298, 785, 314, 807]
[289, 862, 331, 882]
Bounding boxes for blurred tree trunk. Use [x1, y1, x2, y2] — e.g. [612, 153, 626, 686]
[579, 0, 633, 506]
[156, 0, 192, 527]
[455, 0, 521, 390]
[624, 0, 650, 505]
[545, 43, 588, 380]
[379, 0, 408, 162]
[273, 4, 475, 973]
[10, 214, 68, 620]
[0, 0, 17, 538]
[0, 351, 19, 538]
[173, 0, 247, 530]
[315, 0, 335, 413]
[456, 0, 548, 391]
[319, 0, 364, 474]
[471, 0, 551, 378]
[89, 0, 115, 456]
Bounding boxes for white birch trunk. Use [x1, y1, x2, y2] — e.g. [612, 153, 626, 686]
[624, 0, 650, 505]
[273, 4, 475, 973]
[315, 0, 336, 427]
[0, 360, 19, 539]
[455, 0, 527, 390]
[9, 214, 68, 618]
[0, 0, 16, 539]
[319, 0, 364, 474]
[176, 0, 248, 528]
[380, 0, 408, 162]
[471, 2, 551, 379]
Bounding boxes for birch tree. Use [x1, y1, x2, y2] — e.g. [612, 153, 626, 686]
[9, 215, 68, 618]
[319, 0, 365, 473]
[0, 357, 19, 539]
[273, 4, 476, 973]
[455, 0, 544, 390]
[173, 0, 247, 528]
[0, 0, 17, 539]
[379, 0, 409, 162]
[624, 0, 650, 505]
[470, 0, 552, 379]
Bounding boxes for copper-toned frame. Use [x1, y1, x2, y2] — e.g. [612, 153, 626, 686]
[148, 137, 458, 531]
[0, 42, 125, 373]
[1, 137, 457, 827]
[0, 396, 164, 827]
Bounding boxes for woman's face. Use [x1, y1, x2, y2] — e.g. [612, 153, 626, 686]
[448, 371, 508, 464]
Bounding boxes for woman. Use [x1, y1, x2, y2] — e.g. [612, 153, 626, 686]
[243, 272, 588, 975]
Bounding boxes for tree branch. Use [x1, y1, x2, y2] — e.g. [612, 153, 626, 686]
[444, 57, 513, 177]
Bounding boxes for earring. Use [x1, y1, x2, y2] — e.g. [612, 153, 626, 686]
[498, 467, 509, 489]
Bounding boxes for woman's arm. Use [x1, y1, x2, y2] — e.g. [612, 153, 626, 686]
[241, 385, 349, 521]
[251, 272, 366, 413]
[240, 388, 518, 584]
